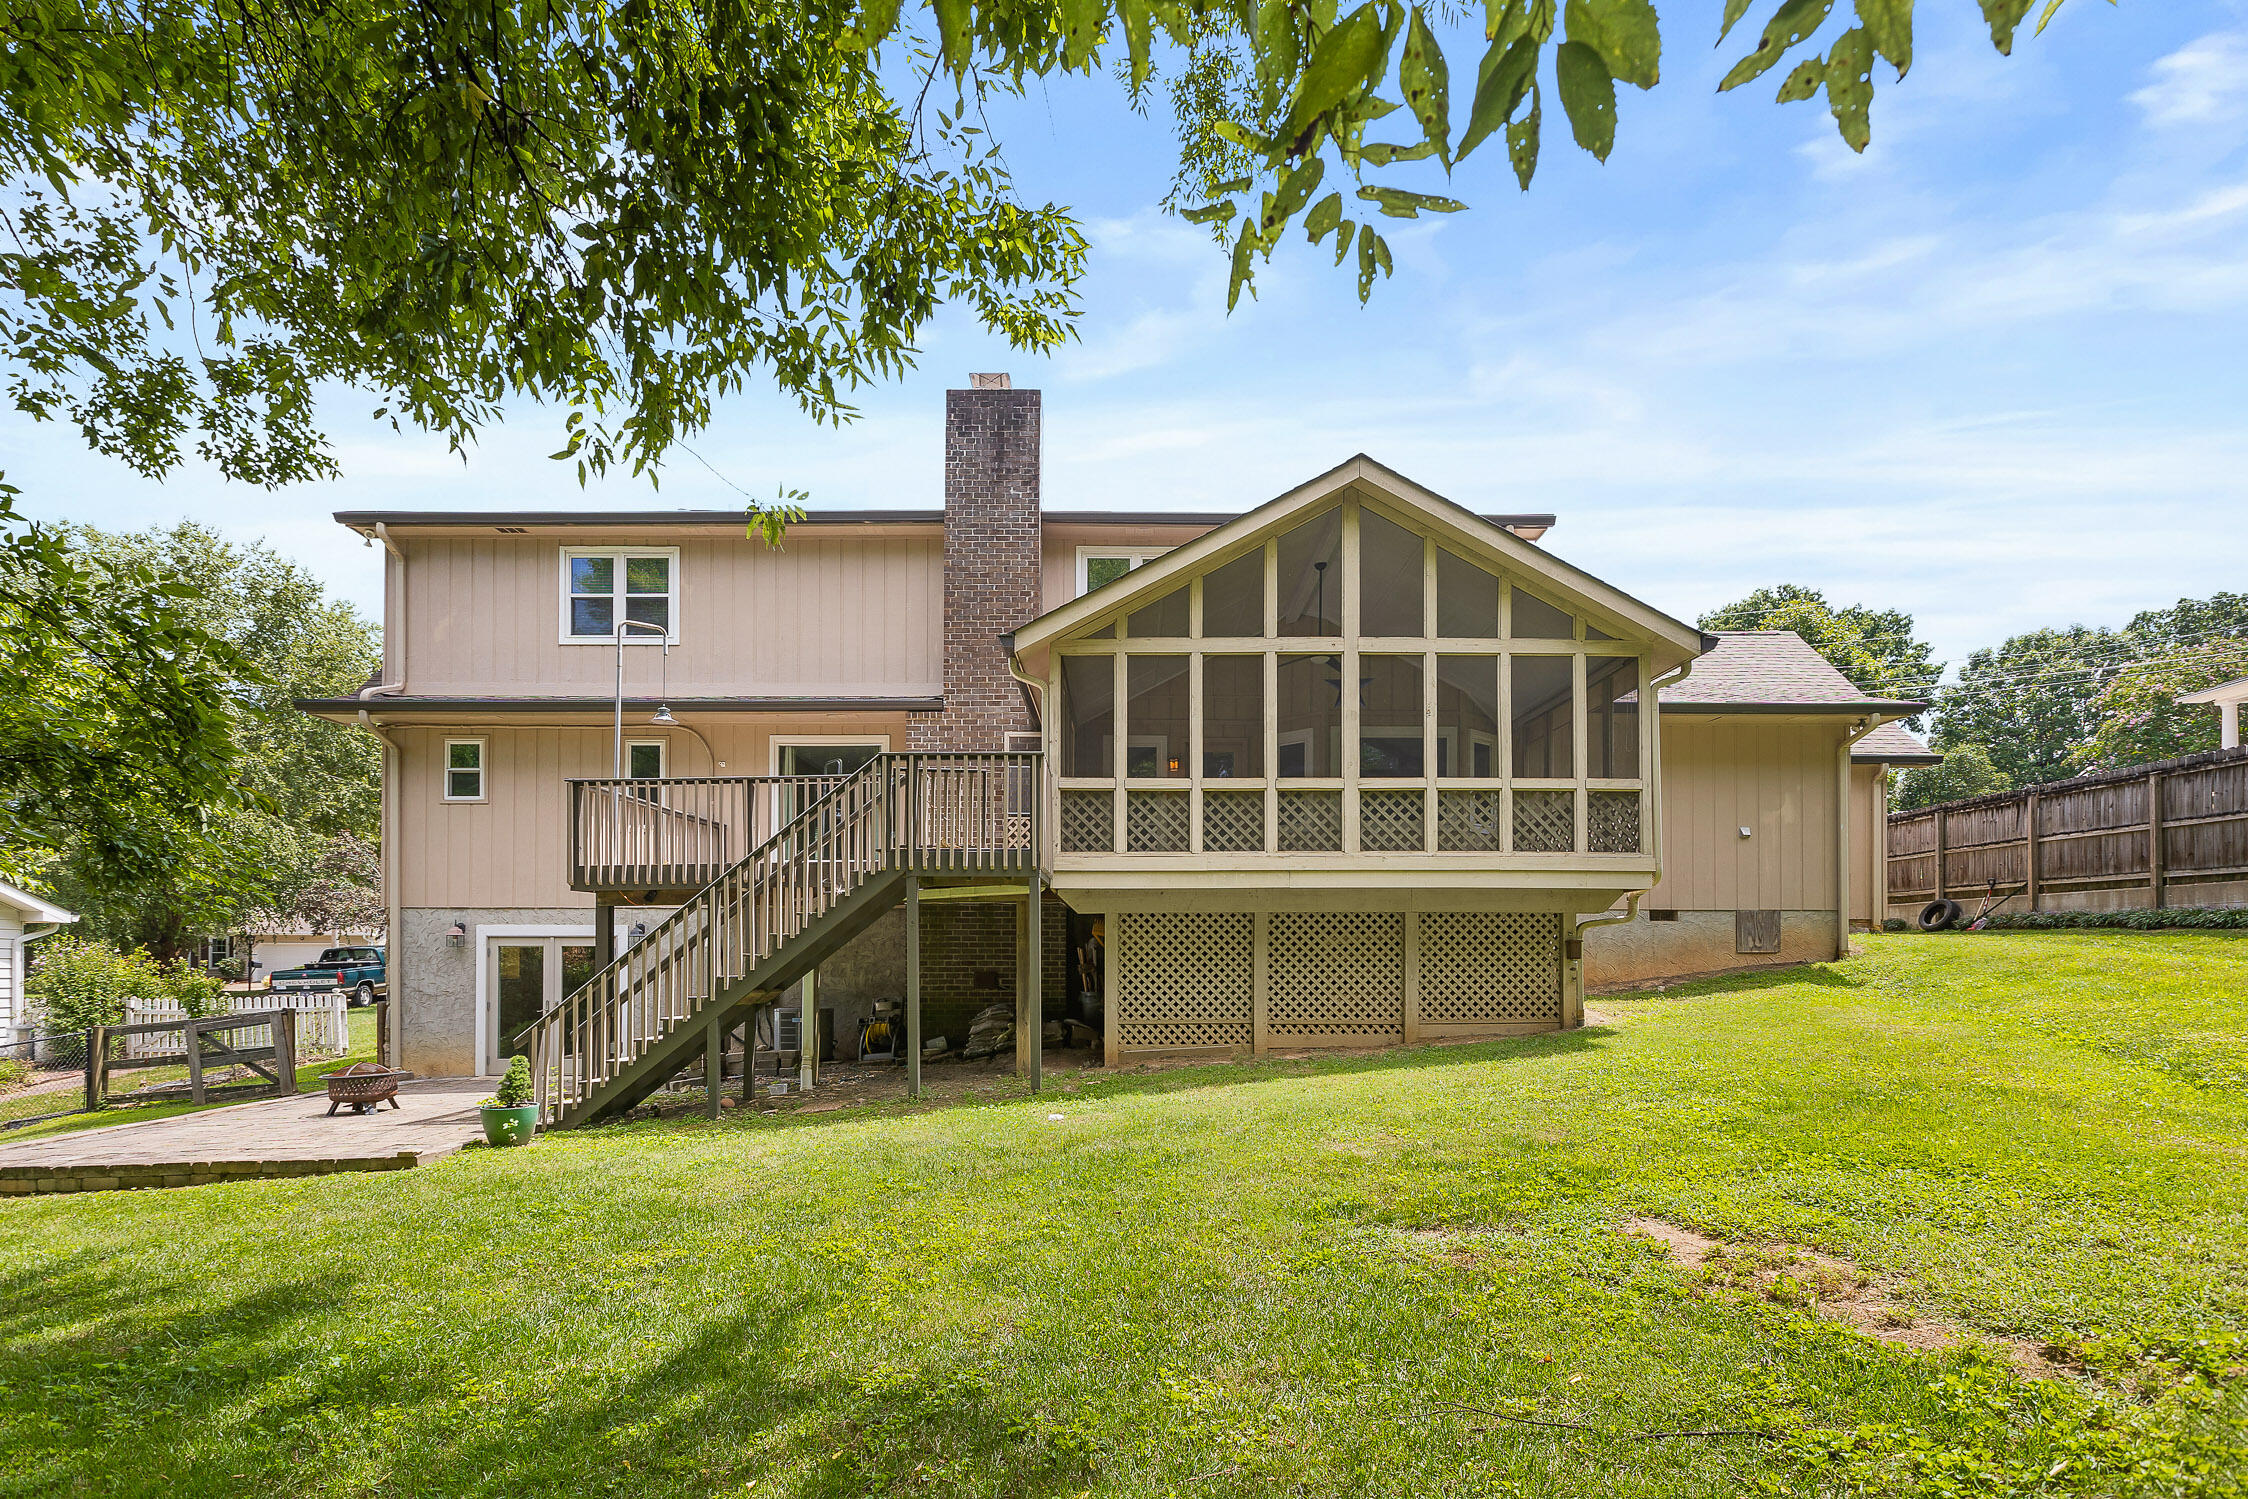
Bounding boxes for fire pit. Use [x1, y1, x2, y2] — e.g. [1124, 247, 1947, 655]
[324, 1062, 405, 1116]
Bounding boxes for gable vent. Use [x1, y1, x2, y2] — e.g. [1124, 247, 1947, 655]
[494, 526, 529, 533]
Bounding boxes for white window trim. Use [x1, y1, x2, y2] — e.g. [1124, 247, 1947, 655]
[559, 545, 682, 646]
[443, 737, 488, 803]
[624, 739, 668, 779]
[1075, 546, 1172, 596]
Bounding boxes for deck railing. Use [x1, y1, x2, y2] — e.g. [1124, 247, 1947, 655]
[567, 775, 847, 892]
[523, 753, 1040, 1123]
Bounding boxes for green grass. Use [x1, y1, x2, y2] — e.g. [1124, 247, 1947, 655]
[0, 1010, 379, 1144]
[3, 935, 2244, 1497]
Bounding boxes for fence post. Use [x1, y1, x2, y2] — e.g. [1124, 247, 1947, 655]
[271, 1008, 298, 1095]
[2147, 769, 2166, 911]
[1933, 808, 1948, 903]
[84, 1026, 105, 1112]
[375, 997, 391, 1068]
[2024, 792, 2041, 913]
[185, 1020, 206, 1104]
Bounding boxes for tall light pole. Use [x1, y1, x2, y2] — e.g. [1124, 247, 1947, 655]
[613, 617, 671, 777]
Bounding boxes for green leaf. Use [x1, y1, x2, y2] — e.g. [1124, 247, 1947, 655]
[853, 0, 905, 47]
[1484, 0, 1522, 42]
[1719, 0, 1833, 93]
[1062, 0, 1106, 68]
[1255, 0, 1302, 106]
[1305, 192, 1345, 242]
[1123, 0, 1155, 86]
[1855, 0, 1912, 75]
[1212, 120, 1279, 155]
[1720, 0, 1755, 42]
[1507, 80, 1542, 188]
[1776, 59, 1823, 102]
[1563, 0, 1659, 89]
[1281, 4, 1389, 147]
[1262, 156, 1327, 235]
[1980, 0, 2033, 54]
[1360, 139, 1440, 164]
[1180, 201, 1238, 225]
[1333, 218, 1358, 266]
[1458, 35, 1538, 161]
[2033, 0, 2078, 37]
[1212, 175, 1255, 195]
[1356, 226, 1392, 302]
[1400, 6, 1453, 163]
[1228, 216, 1258, 310]
[1825, 26, 1874, 150]
[931, 0, 970, 70]
[1357, 185, 1468, 217]
[1555, 40, 1617, 160]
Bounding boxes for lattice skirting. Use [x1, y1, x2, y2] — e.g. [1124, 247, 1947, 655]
[1268, 912, 1404, 1039]
[1417, 913, 1561, 1024]
[1060, 789, 1113, 853]
[1113, 912, 1253, 1050]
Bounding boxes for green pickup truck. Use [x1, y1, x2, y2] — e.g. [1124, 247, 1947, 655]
[268, 946, 387, 1005]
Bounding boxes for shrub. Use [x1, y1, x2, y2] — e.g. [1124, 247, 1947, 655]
[490, 1055, 534, 1109]
[23, 938, 232, 1030]
[1981, 908, 2248, 932]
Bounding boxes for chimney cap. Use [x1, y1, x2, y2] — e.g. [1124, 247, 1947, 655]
[968, 372, 1012, 389]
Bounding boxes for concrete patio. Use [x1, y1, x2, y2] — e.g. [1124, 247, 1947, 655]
[0, 1076, 488, 1195]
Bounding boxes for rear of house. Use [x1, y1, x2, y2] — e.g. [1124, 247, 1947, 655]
[300, 376, 1929, 1091]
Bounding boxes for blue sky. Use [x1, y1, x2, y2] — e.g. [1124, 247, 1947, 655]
[9, 2, 2245, 673]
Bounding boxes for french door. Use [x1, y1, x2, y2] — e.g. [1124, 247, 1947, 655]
[489, 938, 595, 1073]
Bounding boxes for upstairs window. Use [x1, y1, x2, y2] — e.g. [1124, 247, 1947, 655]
[563, 547, 678, 642]
[444, 738, 487, 801]
[1077, 546, 1169, 595]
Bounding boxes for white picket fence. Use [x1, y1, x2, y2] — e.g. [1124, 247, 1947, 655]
[120, 991, 351, 1061]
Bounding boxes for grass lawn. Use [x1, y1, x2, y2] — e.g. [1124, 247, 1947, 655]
[3, 934, 2243, 1497]
[0, 1009, 380, 1144]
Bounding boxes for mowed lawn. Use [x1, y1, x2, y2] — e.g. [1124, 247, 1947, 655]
[3, 935, 2244, 1498]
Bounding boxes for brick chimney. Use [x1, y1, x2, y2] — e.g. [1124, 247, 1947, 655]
[910, 375, 1043, 750]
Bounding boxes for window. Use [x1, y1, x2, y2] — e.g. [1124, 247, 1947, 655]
[1358, 654, 1425, 777]
[1124, 655, 1189, 777]
[1060, 657, 1115, 777]
[444, 738, 486, 801]
[1588, 656, 1641, 779]
[1201, 656, 1264, 778]
[1276, 654, 1341, 776]
[562, 547, 679, 642]
[626, 740, 667, 780]
[1511, 657, 1574, 778]
[1436, 656, 1499, 778]
[1077, 547, 1171, 594]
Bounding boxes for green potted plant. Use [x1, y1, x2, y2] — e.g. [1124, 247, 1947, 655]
[479, 1055, 539, 1146]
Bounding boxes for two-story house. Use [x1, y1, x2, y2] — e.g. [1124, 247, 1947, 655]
[299, 375, 1933, 1125]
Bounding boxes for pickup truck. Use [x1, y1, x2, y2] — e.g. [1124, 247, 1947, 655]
[268, 947, 387, 1005]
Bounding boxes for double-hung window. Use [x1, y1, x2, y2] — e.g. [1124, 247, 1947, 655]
[562, 547, 679, 642]
[444, 738, 487, 802]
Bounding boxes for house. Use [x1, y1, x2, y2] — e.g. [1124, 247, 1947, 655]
[2180, 676, 2248, 750]
[297, 376, 1933, 1123]
[0, 879, 78, 1043]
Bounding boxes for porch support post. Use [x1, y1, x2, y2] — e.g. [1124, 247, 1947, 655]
[905, 878, 923, 1099]
[593, 899, 616, 975]
[705, 1009, 723, 1119]
[1024, 880, 1043, 1092]
[1560, 925, 1584, 1030]
[799, 969, 818, 1094]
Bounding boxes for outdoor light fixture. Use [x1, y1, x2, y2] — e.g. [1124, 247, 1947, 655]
[627, 921, 648, 946]
[447, 921, 467, 947]
[650, 704, 677, 726]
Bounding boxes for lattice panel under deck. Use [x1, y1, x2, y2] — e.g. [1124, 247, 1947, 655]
[1416, 913, 1561, 1024]
[1114, 912, 1253, 1050]
[1127, 791, 1191, 853]
[1359, 789, 1425, 852]
[1266, 912, 1403, 1038]
[1202, 790, 1266, 853]
[1437, 790, 1502, 851]
[1277, 789, 1343, 851]
[1060, 789, 1113, 853]
[1513, 789, 1576, 854]
[1588, 790, 1642, 854]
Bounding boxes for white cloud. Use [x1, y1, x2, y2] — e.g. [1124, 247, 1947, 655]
[2131, 32, 2248, 126]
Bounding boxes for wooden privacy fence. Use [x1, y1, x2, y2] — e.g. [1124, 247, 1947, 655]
[1889, 747, 2248, 914]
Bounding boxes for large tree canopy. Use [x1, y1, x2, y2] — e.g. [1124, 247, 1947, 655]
[1699, 584, 1939, 714]
[1, 0, 2100, 494]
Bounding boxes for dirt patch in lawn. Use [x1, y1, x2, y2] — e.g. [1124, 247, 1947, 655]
[1625, 1218, 2068, 1378]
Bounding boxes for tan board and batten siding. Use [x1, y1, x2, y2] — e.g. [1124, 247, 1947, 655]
[391, 717, 911, 908]
[1648, 717, 1842, 911]
[398, 531, 945, 698]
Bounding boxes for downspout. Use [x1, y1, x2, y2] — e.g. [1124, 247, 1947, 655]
[359, 523, 405, 700]
[359, 708, 405, 1067]
[1837, 714, 1882, 961]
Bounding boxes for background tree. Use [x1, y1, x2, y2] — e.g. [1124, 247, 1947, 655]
[1, 0, 2106, 496]
[2077, 642, 2248, 773]
[1892, 742, 2009, 812]
[1927, 625, 2116, 792]
[1699, 585, 1940, 718]
[26, 523, 380, 958]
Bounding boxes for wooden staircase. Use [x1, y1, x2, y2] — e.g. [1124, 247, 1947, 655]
[515, 752, 1041, 1129]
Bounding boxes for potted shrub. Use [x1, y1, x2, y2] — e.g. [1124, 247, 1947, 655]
[479, 1055, 539, 1146]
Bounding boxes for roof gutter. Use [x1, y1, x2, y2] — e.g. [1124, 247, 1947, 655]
[1001, 631, 1044, 726]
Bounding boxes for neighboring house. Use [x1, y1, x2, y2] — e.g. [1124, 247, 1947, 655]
[0, 880, 78, 1043]
[2180, 676, 2248, 750]
[206, 924, 385, 988]
[298, 376, 1933, 1109]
